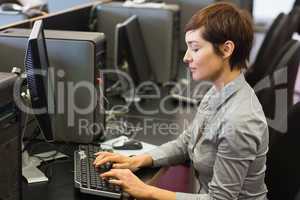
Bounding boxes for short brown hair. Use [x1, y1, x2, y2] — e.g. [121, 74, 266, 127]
[185, 2, 253, 70]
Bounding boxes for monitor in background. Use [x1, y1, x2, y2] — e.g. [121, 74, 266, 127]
[25, 19, 54, 142]
[22, 20, 67, 184]
[0, 28, 106, 143]
[123, 15, 152, 85]
[114, 15, 153, 102]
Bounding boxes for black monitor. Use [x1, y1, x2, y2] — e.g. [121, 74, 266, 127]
[114, 15, 152, 88]
[24, 19, 54, 142]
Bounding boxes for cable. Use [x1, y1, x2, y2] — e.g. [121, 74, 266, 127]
[105, 105, 129, 116]
[21, 113, 29, 142]
[39, 156, 73, 182]
[32, 151, 59, 161]
[26, 140, 58, 158]
[105, 80, 122, 93]
[105, 118, 143, 141]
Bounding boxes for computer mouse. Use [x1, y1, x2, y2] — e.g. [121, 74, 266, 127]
[0, 3, 23, 12]
[113, 139, 143, 150]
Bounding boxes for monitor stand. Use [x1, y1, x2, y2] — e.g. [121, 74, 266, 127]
[22, 144, 68, 183]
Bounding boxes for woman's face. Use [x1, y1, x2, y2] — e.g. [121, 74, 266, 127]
[183, 28, 224, 81]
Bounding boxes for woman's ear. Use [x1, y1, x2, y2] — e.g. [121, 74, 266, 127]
[221, 40, 235, 60]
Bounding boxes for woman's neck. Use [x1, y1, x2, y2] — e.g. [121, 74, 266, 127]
[213, 66, 241, 91]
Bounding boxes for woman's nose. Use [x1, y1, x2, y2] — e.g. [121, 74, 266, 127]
[183, 51, 192, 64]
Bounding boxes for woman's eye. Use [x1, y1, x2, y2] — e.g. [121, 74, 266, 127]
[192, 48, 199, 52]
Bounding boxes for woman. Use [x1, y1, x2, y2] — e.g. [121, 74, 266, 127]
[94, 2, 269, 200]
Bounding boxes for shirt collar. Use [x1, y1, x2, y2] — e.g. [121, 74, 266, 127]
[208, 73, 247, 110]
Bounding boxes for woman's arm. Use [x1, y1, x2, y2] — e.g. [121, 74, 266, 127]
[100, 169, 176, 200]
[147, 186, 176, 200]
[171, 118, 267, 200]
[168, 118, 268, 200]
[146, 116, 197, 168]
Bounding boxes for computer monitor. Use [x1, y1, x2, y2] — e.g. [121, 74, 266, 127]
[114, 15, 152, 102]
[24, 19, 54, 141]
[123, 15, 152, 84]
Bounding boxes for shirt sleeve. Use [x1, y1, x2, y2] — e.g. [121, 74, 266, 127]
[146, 89, 213, 168]
[175, 115, 268, 200]
[146, 121, 193, 167]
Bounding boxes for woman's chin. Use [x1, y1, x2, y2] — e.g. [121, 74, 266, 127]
[192, 73, 207, 81]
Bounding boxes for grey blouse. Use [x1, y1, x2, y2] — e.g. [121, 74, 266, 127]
[147, 74, 269, 200]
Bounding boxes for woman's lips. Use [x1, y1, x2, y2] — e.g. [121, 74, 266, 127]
[189, 67, 197, 72]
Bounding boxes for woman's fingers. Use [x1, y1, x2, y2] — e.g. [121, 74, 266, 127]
[101, 169, 118, 179]
[108, 179, 123, 186]
[93, 152, 118, 165]
[101, 169, 129, 179]
[94, 155, 123, 167]
[94, 156, 112, 167]
[93, 154, 107, 165]
[93, 151, 113, 164]
[112, 163, 128, 169]
[94, 151, 113, 156]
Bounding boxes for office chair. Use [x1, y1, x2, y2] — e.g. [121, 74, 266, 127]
[265, 101, 300, 200]
[296, 189, 300, 200]
[245, 13, 287, 87]
[288, 6, 300, 37]
[257, 40, 300, 200]
[246, 7, 300, 88]
[294, 0, 300, 8]
[255, 40, 300, 147]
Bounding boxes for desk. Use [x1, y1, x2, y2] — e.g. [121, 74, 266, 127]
[22, 95, 196, 200]
[22, 156, 191, 200]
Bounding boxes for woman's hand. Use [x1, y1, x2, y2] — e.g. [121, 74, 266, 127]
[101, 169, 176, 200]
[93, 152, 153, 172]
[101, 169, 152, 199]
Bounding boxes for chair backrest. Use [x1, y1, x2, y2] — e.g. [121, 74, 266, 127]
[260, 40, 300, 200]
[255, 40, 300, 146]
[295, 189, 300, 200]
[246, 13, 286, 86]
[246, 11, 298, 87]
[294, 0, 300, 8]
[266, 102, 300, 200]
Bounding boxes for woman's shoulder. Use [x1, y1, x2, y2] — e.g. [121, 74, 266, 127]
[227, 82, 266, 122]
[220, 84, 269, 141]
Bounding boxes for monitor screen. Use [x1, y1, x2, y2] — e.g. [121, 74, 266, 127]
[114, 15, 152, 86]
[25, 20, 54, 142]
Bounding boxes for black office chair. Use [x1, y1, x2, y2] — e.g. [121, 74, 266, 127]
[265, 102, 300, 200]
[257, 39, 300, 200]
[288, 6, 300, 37]
[255, 40, 300, 148]
[295, 189, 300, 200]
[294, 0, 300, 8]
[246, 13, 287, 86]
[246, 9, 300, 87]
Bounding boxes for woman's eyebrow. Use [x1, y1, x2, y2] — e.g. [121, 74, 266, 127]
[187, 41, 198, 44]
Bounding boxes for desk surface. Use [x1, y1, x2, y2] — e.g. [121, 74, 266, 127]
[22, 155, 161, 200]
[23, 94, 196, 200]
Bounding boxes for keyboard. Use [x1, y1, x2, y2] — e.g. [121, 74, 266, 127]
[74, 144, 122, 199]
